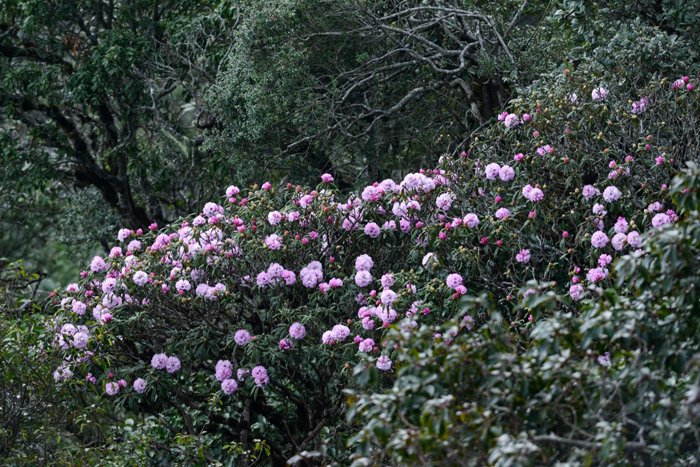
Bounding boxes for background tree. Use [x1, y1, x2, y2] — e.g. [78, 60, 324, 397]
[0, 0, 239, 266]
[208, 0, 556, 188]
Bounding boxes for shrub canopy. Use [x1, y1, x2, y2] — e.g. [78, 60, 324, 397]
[47, 54, 700, 465]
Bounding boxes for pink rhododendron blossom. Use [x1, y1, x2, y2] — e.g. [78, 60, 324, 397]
[603, 186, 621, 202]
[436, 192, 456, 210]
[376, 356, 392, 371]
[91, 256, 107, 273]
[591, 87, 607, 101]
[527, 187, 544, 202]
[504, 113, 520, 128]
[446, 274, 462, 289]
[265, 234, 282, 250]
[289, 323, 306, 339]
[256, 272, 271, 287]
[569, 284, 584, 301]
[463, 213, 479, 228]
[582, 185, 600, 200]
[648, 202, 662, 212]
[216, 360, 233, 381]
[332, 324, 350, 341]
[321, 173, 334, 182]
[118, 228, 132, 242]
[586, 267, 609, 283]
[536, 145, 552, 156]
[598, 254, 613, 267]
[133, 378, 147, 393]
[612, 233, 627, 251]
[380, 289, 397, 305]
[355, 271, 372, 287]
[105, 382, 120, 396]
[166, 356, 181, 374]
[499, 165, 515, 181]
[516, 249, 531, 263]
[71, 300, 86, 315]
[73, 332, 88, 349]
[485, 163, 501, 179]
[591, 231, 609, 248]
[222, 379, 238, 394]
[267, 211, 282, 225]
[355, 254, 374, 271]
[176, 279, 191, 293]
[282, 270, 296, 285]
[234, 330, 251, 346]
[592, 204, 607, 216]
[380, 273, 395, 289]
[364, 222, 381, 238]
[495, 208, 510, 220]
[279, 338, 294, 350]
[359, 338, 375, 352]
[422, 253, 438, 270]
[631, 96, 648, 114]
[614, 217, 629, 234]
[151, 353, 168, 370]
[252, 366, 269, 387]
[652, 213, 671, 228]
[322, 331, 335, 344]
[627, 231, 642, 247]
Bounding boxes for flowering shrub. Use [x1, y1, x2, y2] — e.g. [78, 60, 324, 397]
[47, 66, 700, 463]
[349, 162, 700, 466]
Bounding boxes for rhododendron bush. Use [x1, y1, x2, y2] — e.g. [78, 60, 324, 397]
[46, 65, 700, 465]
[350, 163, 700, 466]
